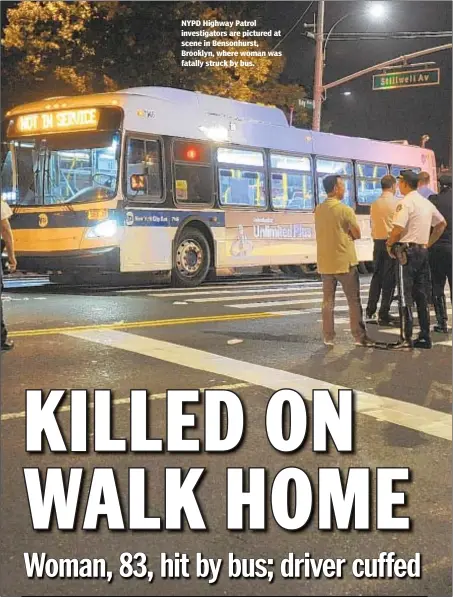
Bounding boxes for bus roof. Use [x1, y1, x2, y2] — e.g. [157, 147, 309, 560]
[5, 86, 435, 170]
[6, 86, 289, 127]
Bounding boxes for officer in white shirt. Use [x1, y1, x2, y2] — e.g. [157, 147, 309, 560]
[386, 170, 446, 349]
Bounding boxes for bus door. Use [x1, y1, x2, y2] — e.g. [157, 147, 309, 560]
[121, 135, 172, 272]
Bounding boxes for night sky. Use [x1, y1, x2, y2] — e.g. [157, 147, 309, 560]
[261, 1, 452, 166]
[1, 1, 451, 165]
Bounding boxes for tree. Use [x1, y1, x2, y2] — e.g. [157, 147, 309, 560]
[2, 1, 309, 127]
[2, 1, 118, 108]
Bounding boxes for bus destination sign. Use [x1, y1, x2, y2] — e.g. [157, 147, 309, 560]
[372, 68, 440, 91]
[15, 108, 100, 135]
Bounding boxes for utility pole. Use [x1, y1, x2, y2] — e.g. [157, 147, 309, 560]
[312, 0, 325, 132]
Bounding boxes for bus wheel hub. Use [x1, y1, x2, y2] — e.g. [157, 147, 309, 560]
[176, 240, 203, 276]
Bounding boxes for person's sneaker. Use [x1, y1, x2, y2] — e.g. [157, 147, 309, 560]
[1, 339, 14, 351]
[323, 339, 334, 347]
[365, 312, 377, 323]
[413, 337, 432, 349]
[355, 337, 375, 347]
[433, 324, 449, 334]
[391, 339, 413, 350]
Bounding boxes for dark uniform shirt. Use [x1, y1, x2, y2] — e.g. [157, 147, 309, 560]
[429, 188, 452, 246]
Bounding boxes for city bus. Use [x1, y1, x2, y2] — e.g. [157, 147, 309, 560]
[1, 86, 437, 287]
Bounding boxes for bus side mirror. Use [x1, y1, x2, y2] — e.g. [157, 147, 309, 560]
[130, 174, 146, 191]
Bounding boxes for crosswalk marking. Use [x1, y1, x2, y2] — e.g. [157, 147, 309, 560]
[140, 279, 451, 341]
[148, 282, 327, 298]
[62, 329, 452, 441]
[228, 292, 371, 309]
[270, 306, 350, 316]
[121, 278, 322, 294]
[187, 287, 371, 303]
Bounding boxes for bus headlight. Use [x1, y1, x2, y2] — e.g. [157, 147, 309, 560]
[86, 219, 117, 238]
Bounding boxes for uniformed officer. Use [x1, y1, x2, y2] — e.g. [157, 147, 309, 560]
[386, 170, 446, 349]
[366, 174, 398, 325]
[428, 173, 452, 333]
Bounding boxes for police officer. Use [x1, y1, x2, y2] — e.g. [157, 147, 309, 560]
[386, 170, 446, 349]
[428, 173, 452, 333]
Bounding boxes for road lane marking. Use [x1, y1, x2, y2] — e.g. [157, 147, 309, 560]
[187, 288, 371, 303]
[1, 382, 251, 422]
[118, 278, 319, 294]
[63, 329, 452, 441]
[269, 306, 350, 315]
[150, 283, 371, 299]
[148, 282, 328, 297]
[6, 300, 370, 338]
[8, 312, 284, 338]
[228, 292, 370, 309]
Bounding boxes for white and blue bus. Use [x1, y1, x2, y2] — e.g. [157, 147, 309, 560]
[1, 86, 436, 286]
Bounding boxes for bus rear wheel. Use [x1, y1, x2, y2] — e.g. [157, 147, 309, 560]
[172, 227, 211, 288]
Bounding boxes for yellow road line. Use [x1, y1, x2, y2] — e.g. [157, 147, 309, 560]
[8, 311, 282, 338]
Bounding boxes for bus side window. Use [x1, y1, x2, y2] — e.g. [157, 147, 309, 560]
[315, 157, 354, 208]
[172, 140, 213, 204]
[270, 153, 314, 211]
[217, 147, 266, 208]
[391, 165, 421, 198]
[355, 162, 388, 205]
[126, 138, 163, 201]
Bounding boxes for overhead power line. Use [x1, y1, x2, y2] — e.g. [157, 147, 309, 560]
[324, 31, 452, 41]
[271, 1, 314, 51]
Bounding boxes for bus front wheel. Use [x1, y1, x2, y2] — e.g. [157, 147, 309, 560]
[172, 227, 211, 287]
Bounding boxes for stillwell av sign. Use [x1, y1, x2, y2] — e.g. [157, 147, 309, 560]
[373, 68, 440, 91]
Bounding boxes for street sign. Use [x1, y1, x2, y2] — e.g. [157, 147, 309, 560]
[298, 98, 315, 109]
[372, 68, 440, 90]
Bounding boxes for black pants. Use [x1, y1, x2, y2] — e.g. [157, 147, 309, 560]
[396, 246, 431, 341]
[429, 244, 452, 302]
[1, 269, 7, 345]
[366, 239, 396, 318]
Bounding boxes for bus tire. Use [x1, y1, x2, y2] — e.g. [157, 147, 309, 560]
[280, 265, 293, 276]
[172, 227, 211, 288]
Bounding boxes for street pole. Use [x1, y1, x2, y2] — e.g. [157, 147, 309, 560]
[312, 0, 325, 132]
[323, 42, 452, 91]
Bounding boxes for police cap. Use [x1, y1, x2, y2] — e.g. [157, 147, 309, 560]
[397, 169, 420, 188]
[439, 173, 452, 187]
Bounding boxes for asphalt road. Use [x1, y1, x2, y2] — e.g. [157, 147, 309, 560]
[1, 273, 451, 597]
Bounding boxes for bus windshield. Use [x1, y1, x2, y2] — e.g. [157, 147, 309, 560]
[1, 131, 120, 206]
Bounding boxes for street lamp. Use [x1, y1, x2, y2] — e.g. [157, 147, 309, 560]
[311, 1, 387, 131]
[368, 3, 386, 19]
